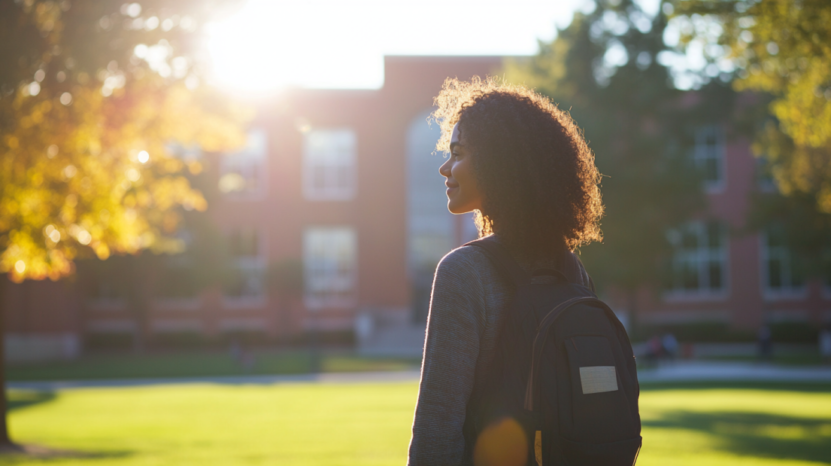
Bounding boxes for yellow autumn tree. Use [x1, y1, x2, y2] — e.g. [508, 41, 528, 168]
[1, 78, 248, 281]
[672, 0, 831, 210]
[0, 0, 249, 448]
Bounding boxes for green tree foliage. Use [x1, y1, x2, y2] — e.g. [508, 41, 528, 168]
[672, 0, 831, 273]
[0, 0, 250, 283]
[504, 0, 708, 296]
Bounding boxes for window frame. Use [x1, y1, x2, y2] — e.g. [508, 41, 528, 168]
[218, 128, 268, 200]
[692, 125, 727, 193]
[303, 226, 357, 310]
[664, 221, 730, 302]
[760, 229, 808, 301]
[222, 227, 267, 309]
[302, 129, 357, 201]
[154, 254, 202, 311]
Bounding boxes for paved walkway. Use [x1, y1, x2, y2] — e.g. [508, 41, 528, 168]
[9, 362, 831, 392]
[637, 361, 831, 383]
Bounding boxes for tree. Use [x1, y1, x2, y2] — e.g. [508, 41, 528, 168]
[0, 0, 248, 448]
[505, 0, 711, 334]
[671, 0, 831, 272]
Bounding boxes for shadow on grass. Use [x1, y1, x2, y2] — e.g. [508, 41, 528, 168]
[644, 409, 831, 463]
[3, 392, 135, 462]
[0, 443, 133, 463]
[7, 390, 57, 412]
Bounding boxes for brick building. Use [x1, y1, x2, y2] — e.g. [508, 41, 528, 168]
[3, 55, 828, 361]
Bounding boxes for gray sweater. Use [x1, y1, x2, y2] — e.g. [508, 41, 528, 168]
[407, 240, 590, 465]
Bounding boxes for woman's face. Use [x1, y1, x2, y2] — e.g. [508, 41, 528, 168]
[440, 123, 483, 214]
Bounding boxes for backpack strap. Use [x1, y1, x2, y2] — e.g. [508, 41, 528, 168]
[466, 236, 574, 287]
[464, 235, 531, 287]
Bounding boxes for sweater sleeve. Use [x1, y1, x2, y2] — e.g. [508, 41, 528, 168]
[408, 247, 487, 466]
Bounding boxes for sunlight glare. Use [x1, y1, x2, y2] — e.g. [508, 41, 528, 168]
[204, 0, 594, 92]
[205, 0, 382, 93]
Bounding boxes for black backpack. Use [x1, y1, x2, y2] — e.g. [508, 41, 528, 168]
[462, 236, 642, 466]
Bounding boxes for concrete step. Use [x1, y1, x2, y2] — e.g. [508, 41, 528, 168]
[358, 323, 425, 358]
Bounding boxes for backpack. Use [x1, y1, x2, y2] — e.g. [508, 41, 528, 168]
[462, 236, 642, 466]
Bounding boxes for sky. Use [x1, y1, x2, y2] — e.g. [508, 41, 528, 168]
[203, 0, 609, 92]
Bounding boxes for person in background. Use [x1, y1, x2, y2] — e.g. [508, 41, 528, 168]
[645, 335, 663, 367]
[662, 333, 679, 362]
[758, 324, 773, 362]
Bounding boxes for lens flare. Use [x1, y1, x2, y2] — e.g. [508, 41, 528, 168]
[473, 417, 528, 466]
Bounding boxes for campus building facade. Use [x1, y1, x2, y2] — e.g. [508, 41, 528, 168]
[3, 56, 829, 361]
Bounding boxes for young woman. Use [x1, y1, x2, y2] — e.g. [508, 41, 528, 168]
[407, 77, 604, 465]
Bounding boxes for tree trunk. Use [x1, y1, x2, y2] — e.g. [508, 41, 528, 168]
[0, 275, 15, 447]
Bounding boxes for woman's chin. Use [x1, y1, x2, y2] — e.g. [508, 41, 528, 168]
[447, 202, 471, 215]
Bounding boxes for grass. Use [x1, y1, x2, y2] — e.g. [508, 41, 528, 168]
[6, 351, 420, 382]
[3, 382, 831, 465]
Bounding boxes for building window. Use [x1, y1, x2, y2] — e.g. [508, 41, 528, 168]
[303, 129, 356, 201]
[224, 228, 265, 301]
[666, 221, 728, 297]
[762, 225, 806, 296]
[693, 125, 725, 191]
[303, 227, 356, 309]
[219, 129, 267, 198]
[755, 156, 776, 192]
[155, 230, 199, 301]
[84, 256, 131, 309]
[157, 254, 199, 300]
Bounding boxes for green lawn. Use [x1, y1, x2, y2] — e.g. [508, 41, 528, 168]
[6, 351, 420, 382]
[4, 382, 831, 465]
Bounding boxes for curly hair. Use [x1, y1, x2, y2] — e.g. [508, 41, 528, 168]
[432, 76, 603, 257]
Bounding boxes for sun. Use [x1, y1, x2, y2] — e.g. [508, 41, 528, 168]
[204, 0, 383, 93]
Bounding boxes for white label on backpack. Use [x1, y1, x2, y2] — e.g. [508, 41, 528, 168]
[579, 366, 618, 394]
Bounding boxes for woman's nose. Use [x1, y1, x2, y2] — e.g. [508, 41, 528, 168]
[439, 156, 451, 177]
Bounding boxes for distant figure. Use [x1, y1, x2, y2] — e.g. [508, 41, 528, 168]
[758, 325, 773, 361]
[354, 312, 374, 344]
[820, 327, 831, 365]
[662, 333, 679, 362]
[645, 335, 664, 366]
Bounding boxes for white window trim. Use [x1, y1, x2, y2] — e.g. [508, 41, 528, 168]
[303, 129, 357, 202]
[693, 125, 727, 194]
[219, 128, 268, 201]
[760, 232, 809, 301]
[222, 228, 268, 308]
[663, 222, 730, 302]
[303, 226, 357, 310]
